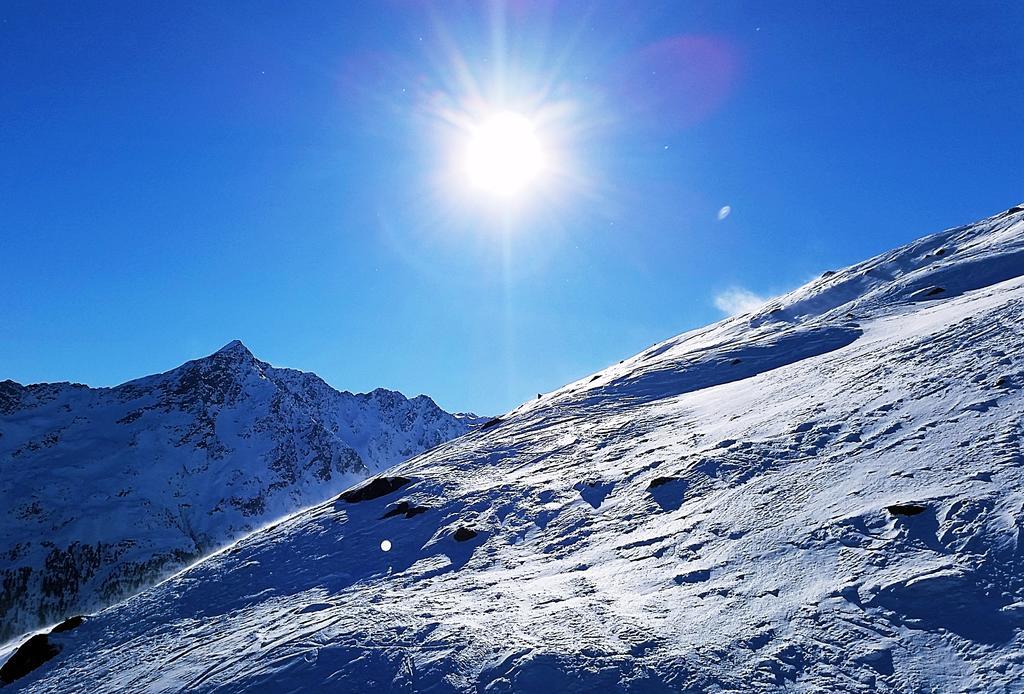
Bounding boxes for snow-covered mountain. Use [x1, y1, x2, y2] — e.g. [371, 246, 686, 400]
[5, 204, 1024, 692]
[0, 341, 478, 645]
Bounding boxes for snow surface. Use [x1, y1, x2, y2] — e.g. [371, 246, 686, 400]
[5, 204, 1024, 692]
[0, 342, 478, 645]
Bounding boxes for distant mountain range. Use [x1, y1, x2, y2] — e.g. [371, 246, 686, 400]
[0, 340, 481, 644]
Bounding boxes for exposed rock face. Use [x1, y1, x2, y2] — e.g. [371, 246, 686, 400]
[886, 503, 927, 516]
[381, 501, 430, 519]
[452, 526, 478, 542]
[0, 634, 59, 684]
[0, 341, 477, 643]
[338, 476, 413, 503]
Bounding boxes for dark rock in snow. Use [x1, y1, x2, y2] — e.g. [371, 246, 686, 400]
[338, 477, 412, 503]
[480, 417, 503, 430]
[381, 501, 429, 519]
[0, 634, 60, 684]
[50, 615, 85, 633]
[648, 477, 679, 489]
[453, 527, 478, 542]
[886, 503, 926, 516]
[674, 569, 711, 584]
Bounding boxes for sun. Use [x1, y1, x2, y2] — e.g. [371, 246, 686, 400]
[464, 111, 545, 197]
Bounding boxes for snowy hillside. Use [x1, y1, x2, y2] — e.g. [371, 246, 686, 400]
[0, 341, 477, 645]
[5, 204, 1024, 692]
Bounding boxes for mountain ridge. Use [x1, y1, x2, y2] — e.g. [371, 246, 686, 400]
[0, 341, 479, 645]
[5, 203, 1024, 691]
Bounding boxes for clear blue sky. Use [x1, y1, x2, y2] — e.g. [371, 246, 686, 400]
[3, 1, 1022, 415]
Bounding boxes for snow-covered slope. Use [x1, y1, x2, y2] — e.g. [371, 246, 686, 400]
[0, 341, 477, 645]
[5, 204, 1024, 692]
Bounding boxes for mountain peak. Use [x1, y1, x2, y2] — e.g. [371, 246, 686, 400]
[0, 339, 475, 646]
[212, 340, 252, 358]
[198, 340, 258, 373]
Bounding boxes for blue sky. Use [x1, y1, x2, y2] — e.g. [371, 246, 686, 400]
[2, 1, 1023, 415]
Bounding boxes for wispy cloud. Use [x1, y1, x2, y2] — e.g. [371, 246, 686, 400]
[713, 286, 767, 316]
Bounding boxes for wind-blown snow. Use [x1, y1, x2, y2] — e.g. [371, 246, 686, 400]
[713, 286, 766, 315]
[5, 204, 1024, 692]
[0, 342, 478, 645]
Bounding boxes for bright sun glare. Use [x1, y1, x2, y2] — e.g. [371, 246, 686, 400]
[465, 111, 545, 197]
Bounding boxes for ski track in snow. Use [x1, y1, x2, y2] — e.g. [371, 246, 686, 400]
[5, 204, 1024, 692]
